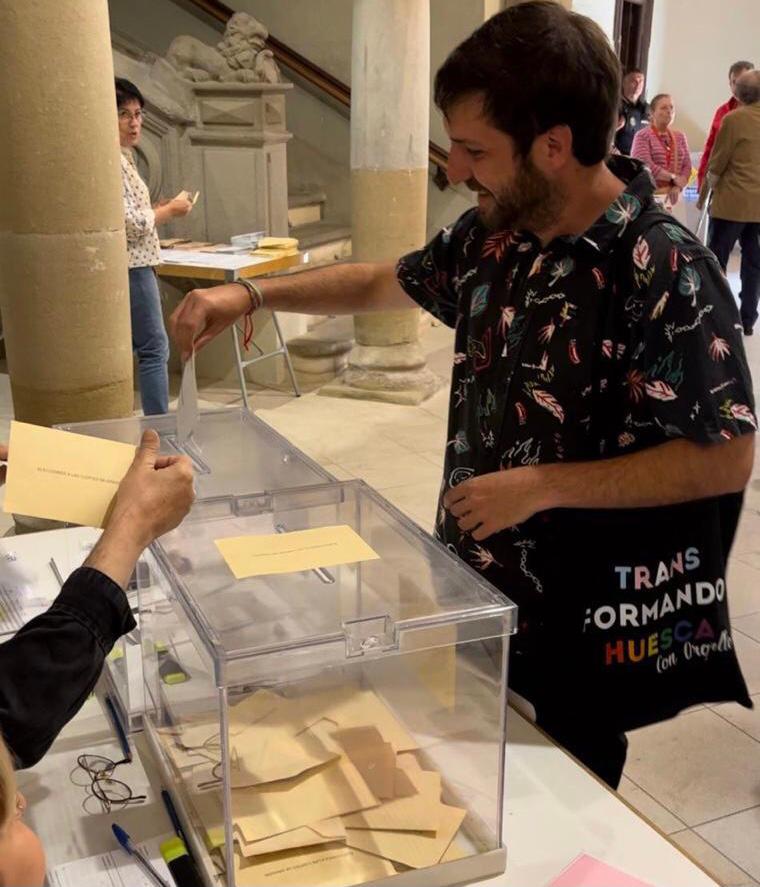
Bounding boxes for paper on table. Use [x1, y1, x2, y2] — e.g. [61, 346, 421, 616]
[547, 854, 654, 887]
[4, 421, 135, 528]
[234, 843, 395, 887]
[345, 801, 467, 869]
[235, 818, 346, 858]
[48, 836, 173, 887]
[214, 525, 380, 579]
[176, 353, 199, 444]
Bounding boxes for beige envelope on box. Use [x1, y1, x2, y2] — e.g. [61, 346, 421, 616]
[234, 844, 395, 887]
[214, 525, 379, 579]
[4, 421, 135, 528]
[235, 818, 346, 858]
[345, 802, 467, 869]
[340, 769, 441, 832]
[233, 754, 378, 844]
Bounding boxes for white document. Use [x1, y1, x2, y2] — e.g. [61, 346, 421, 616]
[159, 250, 269, 270]
[176, 354, 199, 444]
[48, 836, 173, 887]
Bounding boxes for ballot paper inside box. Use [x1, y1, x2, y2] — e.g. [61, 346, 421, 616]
[139, 480, 517, 887]
[55, 407, 333, 733]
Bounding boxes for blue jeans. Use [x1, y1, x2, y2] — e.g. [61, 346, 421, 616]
[128, 266, 169, 415]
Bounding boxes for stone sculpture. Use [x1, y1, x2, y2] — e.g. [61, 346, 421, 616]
[166, 12, 282, 83]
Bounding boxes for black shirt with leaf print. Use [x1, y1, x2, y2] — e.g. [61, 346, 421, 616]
[397, 156, 756, 683]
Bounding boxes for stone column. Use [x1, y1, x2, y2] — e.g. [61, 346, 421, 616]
[321, 0, 439, 405]
[0, 0, 133, 426]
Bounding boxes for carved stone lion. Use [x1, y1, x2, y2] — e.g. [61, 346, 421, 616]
[166, 12, 282, 84]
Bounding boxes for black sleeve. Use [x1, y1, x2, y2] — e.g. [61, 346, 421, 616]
[396, 208, 482, 328]
[0, 567, 136, 769]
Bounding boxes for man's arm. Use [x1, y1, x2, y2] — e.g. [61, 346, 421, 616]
[698, 108, 722, 188]
[0, 431, 194, 767]
[170, 261, 416, 360]
[445, 436, 754, 541]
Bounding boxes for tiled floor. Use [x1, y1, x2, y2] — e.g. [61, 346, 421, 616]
[0, 260, 758, 884]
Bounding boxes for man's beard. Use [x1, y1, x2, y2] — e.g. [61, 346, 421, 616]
[471, 156, 566, 234]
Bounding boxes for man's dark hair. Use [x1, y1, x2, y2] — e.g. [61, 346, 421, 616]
[623, 67, 645, 78]
[729, 60, 754, 79]
[434, 0, 620, 166]
[735, 70, 760, 105]
[115, 77, 145, 110]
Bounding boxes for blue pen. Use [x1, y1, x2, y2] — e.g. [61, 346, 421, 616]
[112, 824, 171, 887]
[104, 694, 132, 764]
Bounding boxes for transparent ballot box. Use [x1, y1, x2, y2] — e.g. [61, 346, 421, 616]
[140, 480, 517, 887]
[57, 408, 333, 731]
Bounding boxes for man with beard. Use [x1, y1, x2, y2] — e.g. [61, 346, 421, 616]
[169, 1, 755, 789]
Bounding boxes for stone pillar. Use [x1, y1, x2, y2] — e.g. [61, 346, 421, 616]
[321, 0, 439, 405]
[0, 0, 133, 426]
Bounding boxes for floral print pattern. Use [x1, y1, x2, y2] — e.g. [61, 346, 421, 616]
[396, 156, 756, 656]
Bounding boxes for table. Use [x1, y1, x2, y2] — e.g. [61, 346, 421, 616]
[157, 250, 304, 405]
[6, 528, 718, 887]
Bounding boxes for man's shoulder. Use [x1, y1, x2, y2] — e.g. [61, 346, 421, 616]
[623, 208, 713, 272]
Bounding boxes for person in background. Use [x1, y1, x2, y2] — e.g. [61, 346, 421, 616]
[631, 94, 692, 210]
[614, 67, 648, 155]
[705, 70, 760, 336]
[117, 77, 193, 416]
[0, 431, 194, 887]
[698, 60, 754, 191]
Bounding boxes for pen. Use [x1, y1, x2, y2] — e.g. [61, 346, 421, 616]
[112, 824, 171, 887]
[160, 790, 205, 887]
[104, 694, 132, 764]
[160, 788, 188, 847]
[48, 557, 64, 589]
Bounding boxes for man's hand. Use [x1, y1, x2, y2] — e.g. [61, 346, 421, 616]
[443, 467, 549, 540]
[169, 284, 250, 361]
[84, 430, 195, 587]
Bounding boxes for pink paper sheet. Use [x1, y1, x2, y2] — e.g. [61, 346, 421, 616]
[548, 853, 653, 887]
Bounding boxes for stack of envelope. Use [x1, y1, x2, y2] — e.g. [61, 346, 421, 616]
[157, 685, 468, 885]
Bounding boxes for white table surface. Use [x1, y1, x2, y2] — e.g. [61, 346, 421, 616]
[5, 528, 717, 887]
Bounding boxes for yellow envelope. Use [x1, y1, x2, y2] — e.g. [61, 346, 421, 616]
[235, 819, 346, 858]
[229, 724, 338, 788]
[4, 421, 136, 528]
[345, 802, 467, 869]
[234, 843, 395, 886]
[233, 755, 378, 844]
[340, 769, 441, 832]
[289, 687, 419, 755]
[215, 525, 379, 579]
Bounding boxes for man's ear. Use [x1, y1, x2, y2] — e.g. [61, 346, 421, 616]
[532, 125, 574, 172]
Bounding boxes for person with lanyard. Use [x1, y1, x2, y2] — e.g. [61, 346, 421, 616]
[631, 93, 693, 214]
[0, 432, 194, 886]
[698, 60, 754, 193]
[169, 0, 755, 790]
[614, 68, 649, 155]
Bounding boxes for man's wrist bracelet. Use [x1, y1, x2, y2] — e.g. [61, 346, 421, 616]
[238, 279, 265, 315]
